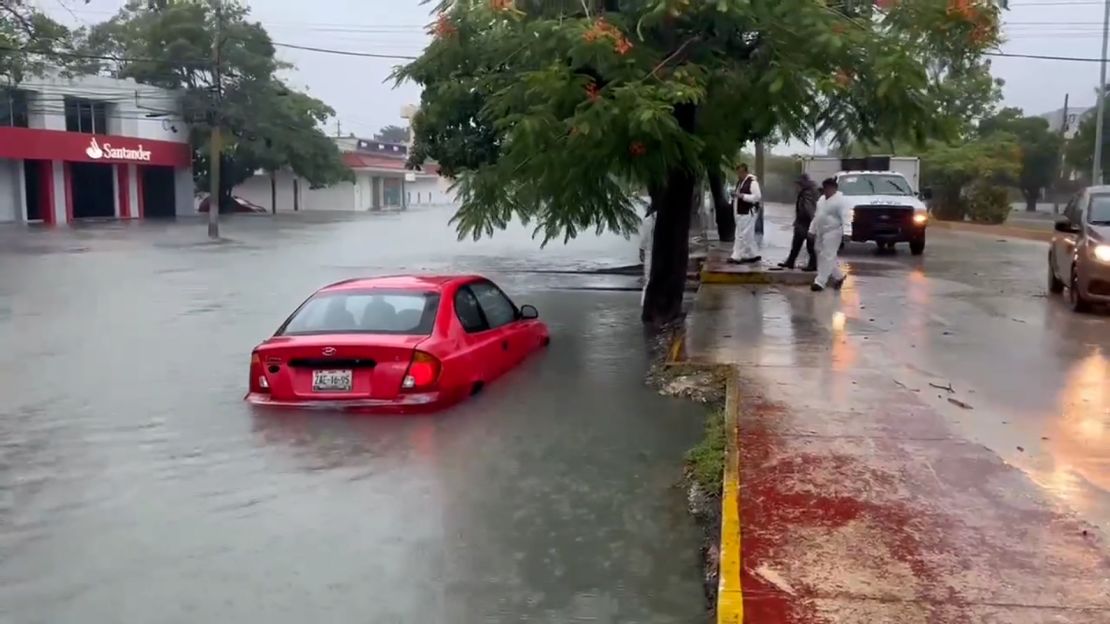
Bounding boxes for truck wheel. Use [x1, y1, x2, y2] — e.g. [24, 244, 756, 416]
[910, 237, 925, 256]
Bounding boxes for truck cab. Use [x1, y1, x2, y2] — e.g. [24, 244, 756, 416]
[803, 156, 930, 255]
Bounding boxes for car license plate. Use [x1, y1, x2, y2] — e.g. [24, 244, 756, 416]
[313, 369, 352, 392]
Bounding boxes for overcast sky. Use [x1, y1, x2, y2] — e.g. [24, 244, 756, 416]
[43, 0, 1105, 141]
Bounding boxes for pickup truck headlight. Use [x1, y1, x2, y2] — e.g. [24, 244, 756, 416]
[1094, 244, 1110, 263]
[913, 212, 928, 225]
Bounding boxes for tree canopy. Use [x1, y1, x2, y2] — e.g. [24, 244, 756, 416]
[71, 0, 350, 207]
[1066, 95, 1106, 183]
[979, 107, 1061, 211]
[1, 0, 74, 83]
[374, 124, 409, 144]
[398, 0, 1002, 323]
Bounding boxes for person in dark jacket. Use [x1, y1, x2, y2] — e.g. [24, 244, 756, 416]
[779, 174, 818, 271]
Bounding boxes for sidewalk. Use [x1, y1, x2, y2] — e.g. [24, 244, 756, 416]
[681, 210, 1110, 622]
[701, 205, 817, 286]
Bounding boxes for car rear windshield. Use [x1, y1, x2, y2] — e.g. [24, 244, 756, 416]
[279, 291, 440, 336]
[838, 174, 914, 196]
[1089, 194, 1110, 223]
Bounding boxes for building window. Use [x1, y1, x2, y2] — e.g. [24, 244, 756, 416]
[0, 89, 29, 127]
[64, 97, 110, 134]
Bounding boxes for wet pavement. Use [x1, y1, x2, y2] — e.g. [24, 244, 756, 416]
[686, 206, 1110, 622]
[0, 208, 708, 624]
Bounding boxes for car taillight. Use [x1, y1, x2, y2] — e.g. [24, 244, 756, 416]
[402, 351, 441, 391]
[249, 352, 270, 393]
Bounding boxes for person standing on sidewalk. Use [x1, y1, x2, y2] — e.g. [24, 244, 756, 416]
[728, 163, 762, 264]
[779, 173, 818, 271]
[808, 177, 852, 291]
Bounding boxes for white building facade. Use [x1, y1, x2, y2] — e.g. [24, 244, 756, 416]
[0, 74, 193, 225]
[231, 138, 447, 213]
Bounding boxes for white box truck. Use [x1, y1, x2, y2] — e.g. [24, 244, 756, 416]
[801, 156, 929, 255]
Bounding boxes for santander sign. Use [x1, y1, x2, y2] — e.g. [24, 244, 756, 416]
[85, 137, 152, 162]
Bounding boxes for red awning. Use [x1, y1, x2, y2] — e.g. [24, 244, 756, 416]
[342, 152, 407, 171]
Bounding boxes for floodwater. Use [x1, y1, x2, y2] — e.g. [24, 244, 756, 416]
[0, 207, 707, 624]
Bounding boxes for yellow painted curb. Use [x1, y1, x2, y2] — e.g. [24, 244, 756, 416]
[666, 330, 686, 364]
[701, 269, 773, 285]
[717, 367, 743, 624]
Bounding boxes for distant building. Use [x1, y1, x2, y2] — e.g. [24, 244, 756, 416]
[0, 73, 193, 225]
[1038, 105, 1094, 140]
[231, 136, 452, 212]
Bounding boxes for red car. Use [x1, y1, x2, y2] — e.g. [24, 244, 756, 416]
[246, 275, 549, 411]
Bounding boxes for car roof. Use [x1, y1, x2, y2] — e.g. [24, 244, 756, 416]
[317, 275, 484, 294]
[837, 170, 904, 176]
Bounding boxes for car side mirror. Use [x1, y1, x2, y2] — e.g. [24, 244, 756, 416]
[919, 187, 933, 201]
[1055, 219, 1078, 233]
[519, 304, 539, 320]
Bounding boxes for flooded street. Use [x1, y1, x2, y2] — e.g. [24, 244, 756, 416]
[0, 208, 707, 624]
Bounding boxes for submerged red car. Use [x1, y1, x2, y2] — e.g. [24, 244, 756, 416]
[246, 275, 549, 411]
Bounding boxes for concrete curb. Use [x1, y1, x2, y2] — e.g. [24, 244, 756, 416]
[716, 367, 743, 624]
[662, 335, 744, 622]
[930, 219, 1053, 243]
[701, 265, 815, 286]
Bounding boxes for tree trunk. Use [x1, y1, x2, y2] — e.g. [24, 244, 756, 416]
[271, 170, 277, 214]
[1024, 188, 1038, 212]
[707, 169, 734, 242]
[642, 102, 698, 325]
[642, 165, 696, 325]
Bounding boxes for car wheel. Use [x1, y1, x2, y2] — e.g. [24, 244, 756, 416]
[1069, 267, 1092, 313]
[1047, 252, 1064, 294]
[910, 237, 925, 256]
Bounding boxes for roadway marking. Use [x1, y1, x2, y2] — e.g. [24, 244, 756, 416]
[717, 367, 743, 624]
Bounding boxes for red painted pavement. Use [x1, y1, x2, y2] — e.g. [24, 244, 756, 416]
[734, 365, 1110, 623]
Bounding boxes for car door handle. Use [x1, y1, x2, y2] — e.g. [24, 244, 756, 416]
[502, 340, 509, 351]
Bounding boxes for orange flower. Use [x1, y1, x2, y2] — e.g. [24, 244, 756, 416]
[433, 13, 457, 38]
[586, 81, 601, 102]
[583, 17, 633, 56]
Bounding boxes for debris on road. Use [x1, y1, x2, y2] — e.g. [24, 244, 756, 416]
[930, 382, 956, 393]
[948, 397, 974, 410]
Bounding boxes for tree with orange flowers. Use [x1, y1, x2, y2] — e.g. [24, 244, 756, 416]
[398, 0, 1004, 324]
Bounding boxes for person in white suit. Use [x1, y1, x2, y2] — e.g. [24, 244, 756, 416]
[728, 163, 762, 264]
[808, 177, 852, 291]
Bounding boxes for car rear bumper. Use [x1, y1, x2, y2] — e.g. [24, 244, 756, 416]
[245, 391, 447, 412]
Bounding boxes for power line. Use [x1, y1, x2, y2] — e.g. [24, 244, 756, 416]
[271, 42, 418, 60]
[986, 50, 1107, 62]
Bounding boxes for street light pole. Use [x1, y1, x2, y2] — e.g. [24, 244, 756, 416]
[208, 0, 223, 239]
[1092, 0, 1110, 185]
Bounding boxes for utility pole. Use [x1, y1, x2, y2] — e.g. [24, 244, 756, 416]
[1056, 93, 1069, 213]
[336, 118, 341, 138]
[1093, 0, 1110, 185]
[208, 0, 223, 239]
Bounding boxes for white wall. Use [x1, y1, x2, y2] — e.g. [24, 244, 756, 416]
[407, 175, 456, 206]
[300, 180, 356, 211]
[0, 159, 23, 223]
[20, 73, 189, 143]
[232, 170, 356, 212]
